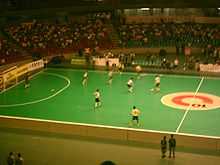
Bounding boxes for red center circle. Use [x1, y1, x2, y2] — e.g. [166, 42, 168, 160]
[172, 95, 213, 107]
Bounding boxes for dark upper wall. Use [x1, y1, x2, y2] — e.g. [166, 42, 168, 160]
[1, 0, 220, 11]
[119, 0, 220, 8]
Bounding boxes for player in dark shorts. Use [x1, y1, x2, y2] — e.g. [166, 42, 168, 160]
[130, 106, 141, 126]
[151, 75, 160, 92]
[156, 81, 160, 87]
[94, 89, 101, 108]
[127, 78, 134, 93]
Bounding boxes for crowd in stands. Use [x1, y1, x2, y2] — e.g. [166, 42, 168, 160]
[201, 45, 220, 64]
[1, 13, 220, 70]
[5, 17, 113, 54]
[0, 38, 20, 63]
[117, 23, 220, 48]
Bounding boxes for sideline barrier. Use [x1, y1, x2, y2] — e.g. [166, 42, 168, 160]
[200, 64, 220, 73]
[0, 75, 3, 90]
[126, 16, 220, 24]
[93, 58, 120, 67]
[0, 116, 219, 153]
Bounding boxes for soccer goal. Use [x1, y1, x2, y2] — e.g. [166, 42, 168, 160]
[0, 66, 18, 91]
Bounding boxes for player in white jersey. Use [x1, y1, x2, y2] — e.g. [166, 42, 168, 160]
[82, 71, 88, 86]
[155, 75, 160, 91]
[151, 75, 160, 92]
[130, 106, 141, 126]
[127, 78, 134, 93]
[93, 89, 101, 108]
[108, 70, 113, 85]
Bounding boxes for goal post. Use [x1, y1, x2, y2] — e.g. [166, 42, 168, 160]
[0, 74, 3, 91]
[0, 59, 44, 92]
[1, 66, 18, 91]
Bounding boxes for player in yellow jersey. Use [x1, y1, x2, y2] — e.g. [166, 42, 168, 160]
[130, 106, 141, 126]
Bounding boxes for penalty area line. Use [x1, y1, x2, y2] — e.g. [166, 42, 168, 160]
[0, 72, 70, 107]
[0, 70, 44, 95]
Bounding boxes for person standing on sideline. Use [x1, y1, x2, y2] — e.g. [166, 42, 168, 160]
[130, 106, 141, 126]
[15, 153, 24, 165]
[127, 77, 134, 93]
[7, 152, 15, 165]
[94, 89, 101, 109]
[161, 136, 167, 158]
[169, 134, 176, 158]
[82, 71, 88, 86]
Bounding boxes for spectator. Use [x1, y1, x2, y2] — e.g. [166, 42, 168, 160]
[15, 153, 24, 165]
[174, 58, 179, 69]
[161, 58, 167, 68]
[161, 136, 167, 158]
[169, 134, 176, 158]
[1, 58, 6, 66]
[7, 152, 15, 165]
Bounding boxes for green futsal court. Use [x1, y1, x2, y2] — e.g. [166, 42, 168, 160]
[0, 68, 220, 138]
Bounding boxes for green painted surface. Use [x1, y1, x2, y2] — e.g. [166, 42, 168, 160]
[0, 68, 220, 137]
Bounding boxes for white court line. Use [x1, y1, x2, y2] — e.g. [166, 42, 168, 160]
[1, 68, 218, 137]
[48, 67, 220, 80]
[0, 115, 219, 139]
[175, 77, 204, 133]
[0, 70, 44, 95]
[0, 72, 70, 107]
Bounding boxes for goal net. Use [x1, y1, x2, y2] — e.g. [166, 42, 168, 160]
[0, 66, 18, 91]
[0, 59, 44, 92]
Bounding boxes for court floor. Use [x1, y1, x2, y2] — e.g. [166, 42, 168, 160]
[0, 68, 220, 137]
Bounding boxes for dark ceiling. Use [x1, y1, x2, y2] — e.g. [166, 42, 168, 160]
[1, 0, 220, 11]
